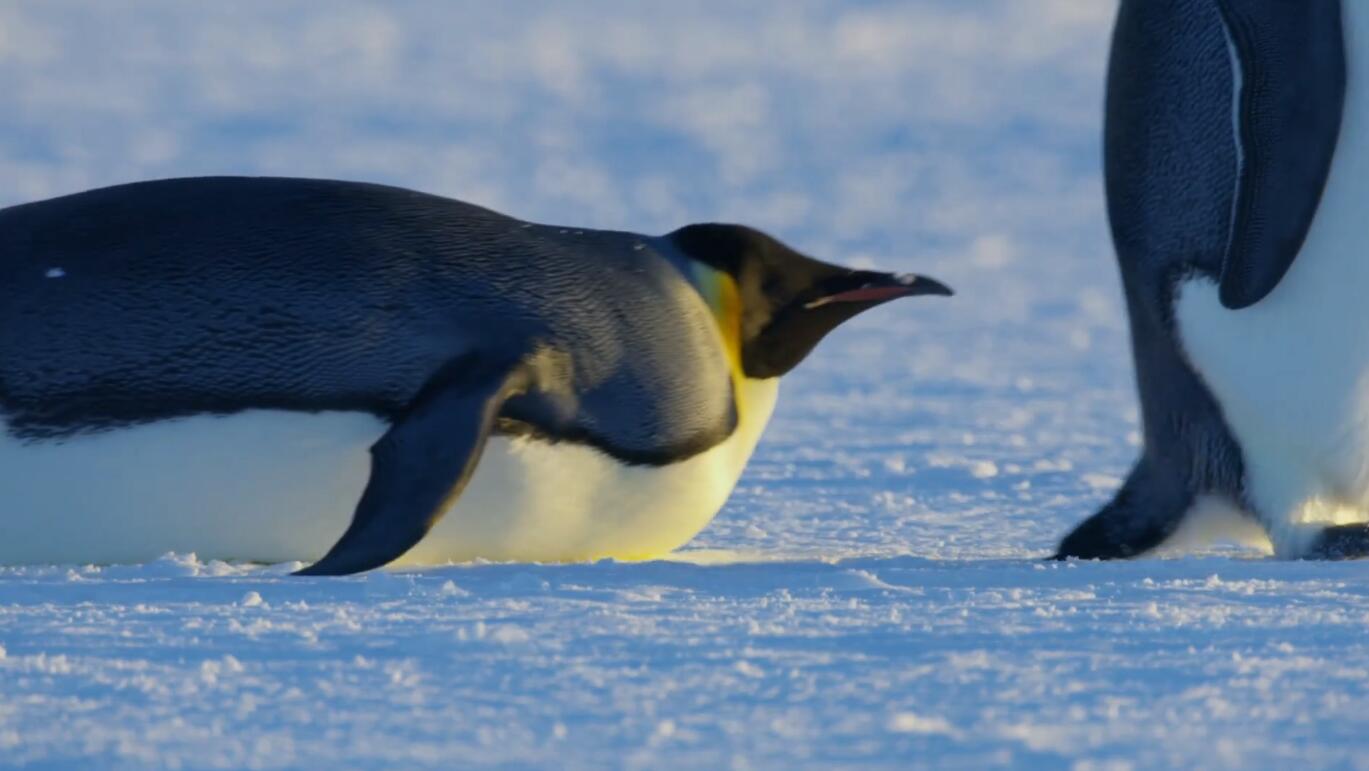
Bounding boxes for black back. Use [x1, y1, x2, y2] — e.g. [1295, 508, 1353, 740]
[1104, 0, 1246, 493]
[0, 177, 736, 463]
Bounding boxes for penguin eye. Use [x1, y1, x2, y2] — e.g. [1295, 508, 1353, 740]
[761, 276, 786, 300]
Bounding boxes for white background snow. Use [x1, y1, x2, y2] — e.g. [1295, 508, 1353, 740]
[3, 1, 1369, 768]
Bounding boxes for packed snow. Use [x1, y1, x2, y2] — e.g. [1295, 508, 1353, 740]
[4, 1, 1369, 769]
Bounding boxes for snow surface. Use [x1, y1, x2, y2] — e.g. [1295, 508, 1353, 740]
[5, 1, 1369, 769]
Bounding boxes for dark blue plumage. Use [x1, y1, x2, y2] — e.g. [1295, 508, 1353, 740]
[0, 177, 735, 461]
[1057, 0, 1348, 560]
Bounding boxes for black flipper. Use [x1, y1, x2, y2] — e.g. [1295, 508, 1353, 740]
[1215, 0, 1346, 309]
[1305, 524, 1369, 560]
[1054, 462, 1193, 560]
[296, 356, 531, 576]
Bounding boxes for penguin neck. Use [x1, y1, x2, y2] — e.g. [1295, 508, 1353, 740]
[680, 261, 783, 438]
[685, 262, 746, 378]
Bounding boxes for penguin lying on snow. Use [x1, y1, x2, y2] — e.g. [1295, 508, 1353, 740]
[1057, 0, 1363, 560]
[0, 176, 951, 575]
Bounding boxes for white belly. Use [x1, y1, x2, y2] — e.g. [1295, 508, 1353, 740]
[0, 379, 779, 567]
[1174, 3, 1369, 554]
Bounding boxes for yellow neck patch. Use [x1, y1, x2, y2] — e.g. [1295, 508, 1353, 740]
[688, 263, 744, 377]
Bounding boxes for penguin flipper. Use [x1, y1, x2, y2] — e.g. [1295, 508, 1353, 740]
[1053, 462, 1192, 560]
[296, 356, 530, 576]
[1215, 0, 1346, 309]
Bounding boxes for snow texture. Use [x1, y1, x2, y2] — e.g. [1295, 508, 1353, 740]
[3, 1, 1369, 769]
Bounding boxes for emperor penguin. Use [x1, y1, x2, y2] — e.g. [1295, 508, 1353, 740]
[0, 176, 952, 575]
[1056, 0, 1366, 560]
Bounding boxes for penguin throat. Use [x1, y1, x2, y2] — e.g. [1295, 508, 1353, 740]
[688, 263, 745, 375]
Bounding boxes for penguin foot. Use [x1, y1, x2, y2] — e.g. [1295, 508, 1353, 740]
[1053, 462, 1192, 560]
[1053, 512, 1145, 561]
[1053, 514, 1167, 560]
[1304, 524, 1369, 560]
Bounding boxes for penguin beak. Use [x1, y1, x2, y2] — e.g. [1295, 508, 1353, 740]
[803, 271, 954, 310]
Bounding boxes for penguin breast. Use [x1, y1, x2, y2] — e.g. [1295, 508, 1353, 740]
[407, 375, 780, 564]
[0, 377, 780, 567]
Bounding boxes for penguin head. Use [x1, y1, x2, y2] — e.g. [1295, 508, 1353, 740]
[668, 223, 952, 379]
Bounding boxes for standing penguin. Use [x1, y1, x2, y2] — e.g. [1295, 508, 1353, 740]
[1056, 1, 1362, 560]
[0, 176, 951, 575]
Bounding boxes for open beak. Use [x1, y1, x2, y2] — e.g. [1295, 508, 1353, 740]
[803, 272, 954, 310]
